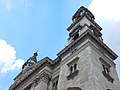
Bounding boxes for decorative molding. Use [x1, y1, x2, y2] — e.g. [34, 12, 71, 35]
[67, 87, 82, 90]
[57, 30, 118, 60]
[102, 71, 114, 83]
[32, 71, 51, 87]
[9, 58, 53, 90]
[99, 57, 114, 83]
[67, 7, 101, 32]
[99, 57, 111, 68]
[67, 57, 79, 67]
[66, 70, 79, 80]
[71, 48, 78, 55]
[9, 67, 36, 90]
[69, 25, 82, 37]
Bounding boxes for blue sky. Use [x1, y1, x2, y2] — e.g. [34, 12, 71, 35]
[0, 0, 120, 90]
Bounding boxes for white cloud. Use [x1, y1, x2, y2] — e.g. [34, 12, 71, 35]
[0, 39, 25, 74]
[89, 0, 120, 78]
[89, 0, 120, 21]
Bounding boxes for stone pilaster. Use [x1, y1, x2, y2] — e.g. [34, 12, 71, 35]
[31, 71, 51, 90]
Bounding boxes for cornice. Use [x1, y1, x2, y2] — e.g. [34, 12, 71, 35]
[32, 71, 51, 87]
[85, 14, 102, 30]
[57, 30, 90, 57]
[67, 15, 84, 31]
[89, 31, 118, 60]
[9, 57, 53, 90]
[72, 6, 94, 20]
[67, 13, 102, 31]
[57, 30, 118, 60]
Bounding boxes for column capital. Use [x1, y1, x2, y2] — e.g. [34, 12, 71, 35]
[32, 71, 51, 87]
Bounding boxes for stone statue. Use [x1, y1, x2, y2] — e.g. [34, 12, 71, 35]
[22, 51, 38, 70]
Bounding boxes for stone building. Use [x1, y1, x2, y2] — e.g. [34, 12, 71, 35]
[9, 6, 120, 90]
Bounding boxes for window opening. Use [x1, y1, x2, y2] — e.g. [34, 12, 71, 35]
[102, 65, 105, 71]
[70, 66, 73, 74]
[99, 57, 114, 83]
[67, 57, 79, 80]
[52, 76, 59, 90]
[74, 63, 77, 71]
[106, 67, 110, 74]
[74, 33, 79, 40]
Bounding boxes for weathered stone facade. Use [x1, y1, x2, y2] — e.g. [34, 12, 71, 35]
[9, 6, 120, 90]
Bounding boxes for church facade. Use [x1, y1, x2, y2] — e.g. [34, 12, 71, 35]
[9, 6, 120, 90]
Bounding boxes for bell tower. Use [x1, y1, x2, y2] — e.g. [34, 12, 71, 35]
[57, 6, 120, 90]
[67, 6, 103, 44]
[9, 6, 120, 90]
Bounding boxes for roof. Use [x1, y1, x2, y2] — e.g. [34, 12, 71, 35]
[9, 56, 61, 90]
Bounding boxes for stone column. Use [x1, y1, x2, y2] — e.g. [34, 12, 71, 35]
[30, 80, 36, 90]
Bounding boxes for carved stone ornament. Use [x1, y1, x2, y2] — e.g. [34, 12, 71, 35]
[32, 71, 50, 87]
[66, 70, 79, 80]
[102, 71, 114, 83]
